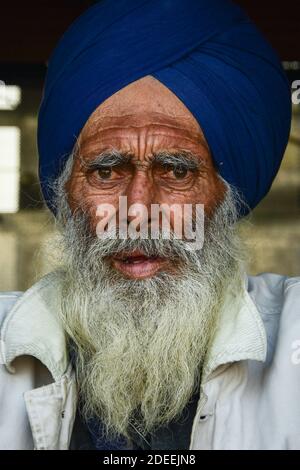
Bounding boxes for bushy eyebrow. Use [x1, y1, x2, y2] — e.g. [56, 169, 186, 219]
[82, 150, 131, 170]
[82, 149, 201, 171]
[151, 151, 201, 170]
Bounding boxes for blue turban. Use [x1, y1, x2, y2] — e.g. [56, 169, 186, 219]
[38, 0, 291, 215]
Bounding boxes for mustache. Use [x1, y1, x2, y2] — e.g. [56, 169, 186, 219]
[76, 226, 202, 264]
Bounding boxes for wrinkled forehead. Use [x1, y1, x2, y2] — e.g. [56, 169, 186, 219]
[78, 75, 207, 149]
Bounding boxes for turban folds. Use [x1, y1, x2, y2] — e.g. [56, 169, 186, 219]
[38, 0, 291, 214]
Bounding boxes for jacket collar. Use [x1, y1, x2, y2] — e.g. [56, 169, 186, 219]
[202, 275, 267, 381]
[0, 271, 267, 383]
[0, 271, 68, 381]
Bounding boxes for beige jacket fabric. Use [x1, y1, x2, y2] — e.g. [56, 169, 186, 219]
[0, 271, 300, 450]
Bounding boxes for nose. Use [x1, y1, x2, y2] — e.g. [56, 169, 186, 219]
[125, 170, 154, 227]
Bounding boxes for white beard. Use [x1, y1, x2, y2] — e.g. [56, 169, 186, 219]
[52, 183, 246, 441]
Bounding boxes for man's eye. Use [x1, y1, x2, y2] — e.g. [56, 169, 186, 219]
[97, 167, 112, 179]
[172, 167, 188, 179]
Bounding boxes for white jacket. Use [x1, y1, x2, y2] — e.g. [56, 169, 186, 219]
[0, 271, 300, 450]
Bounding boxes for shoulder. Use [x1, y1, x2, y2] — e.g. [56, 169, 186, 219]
[247, 272, 300, 364]
[0, 292, 24, 327]
[247, 272, 300, 314]
[0, 271, 68, 382]
[0, 271, 64, 332]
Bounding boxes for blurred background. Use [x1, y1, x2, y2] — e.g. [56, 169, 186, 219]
[0, 0, 299, 291]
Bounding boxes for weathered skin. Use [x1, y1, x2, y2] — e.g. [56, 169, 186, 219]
[66, 76, 225, 279]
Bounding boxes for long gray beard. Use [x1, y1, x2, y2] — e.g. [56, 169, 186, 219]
[54, 184, 246, 442]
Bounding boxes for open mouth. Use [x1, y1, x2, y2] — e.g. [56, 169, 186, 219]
[109, 250, 167, 279]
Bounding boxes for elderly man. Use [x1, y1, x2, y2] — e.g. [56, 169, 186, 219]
[0, 0, 298, 450]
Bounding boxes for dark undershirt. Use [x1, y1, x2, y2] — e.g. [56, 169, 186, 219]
[69, 391, 200, 450]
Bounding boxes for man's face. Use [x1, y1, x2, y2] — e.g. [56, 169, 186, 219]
[66, 76, 225, 280]
[56, 76, 242, 440]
